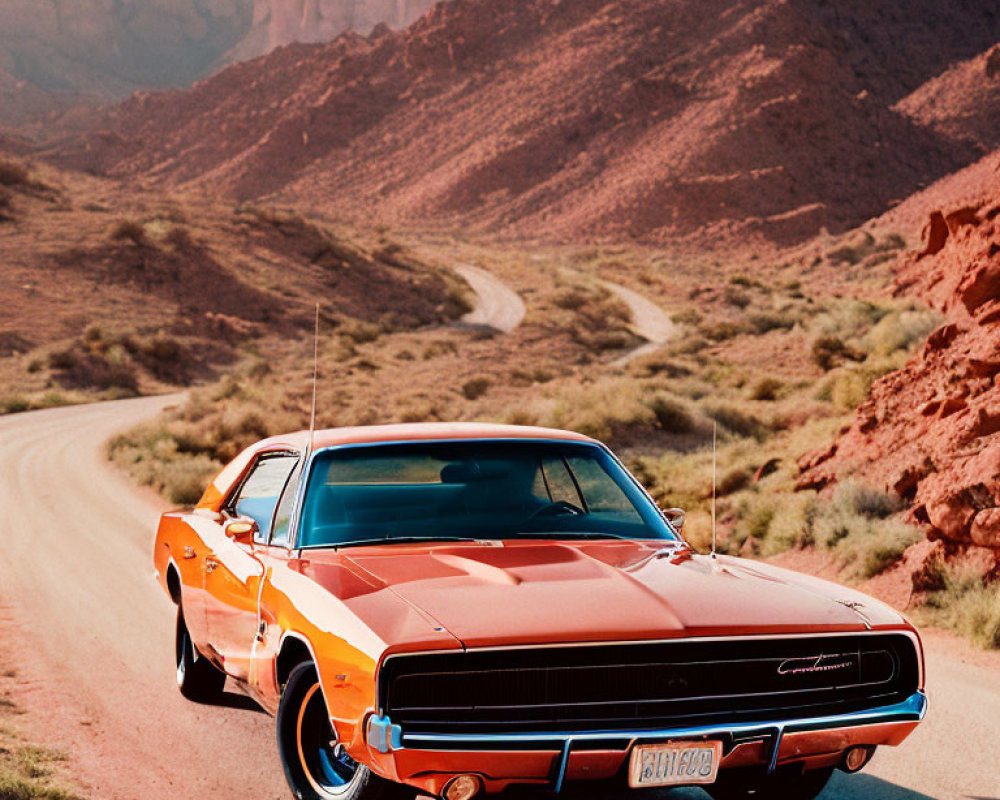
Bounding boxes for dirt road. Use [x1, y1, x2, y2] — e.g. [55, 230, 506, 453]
[0, 397, 997, 800]
[453, 263, 526, 333]
[602, 281, 676, 364]
[0, 396, 287, 800]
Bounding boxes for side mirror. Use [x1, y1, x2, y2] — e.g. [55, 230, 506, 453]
[662, 507, 686, 533]
[225, 518, 257, 545]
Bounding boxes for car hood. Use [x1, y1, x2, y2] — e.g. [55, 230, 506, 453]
[327, 539, 906, 649]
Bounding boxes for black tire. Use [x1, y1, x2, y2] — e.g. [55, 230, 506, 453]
[277, 662, 413, 800]
[175, 608, 226, 702]
[708, 767, 833, 800]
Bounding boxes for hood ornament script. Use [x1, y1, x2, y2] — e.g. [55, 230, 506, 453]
[777, 653, 857, 676]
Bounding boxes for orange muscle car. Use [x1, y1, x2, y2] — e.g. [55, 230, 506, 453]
[153, 423, 926, 800]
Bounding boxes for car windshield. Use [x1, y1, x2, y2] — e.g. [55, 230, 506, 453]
[296, 440, 678, 548]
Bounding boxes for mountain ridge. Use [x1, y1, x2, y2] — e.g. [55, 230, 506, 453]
[53, 0, 1000, 244]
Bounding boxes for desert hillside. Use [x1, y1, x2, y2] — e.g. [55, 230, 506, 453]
[0, 148, 469, 411]
[55, 0, 1000, 244]
[0, 0, 433, 127]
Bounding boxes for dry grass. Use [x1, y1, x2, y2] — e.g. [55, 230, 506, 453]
[0, 665, 80, 800]
[916, 563, 1000, 650]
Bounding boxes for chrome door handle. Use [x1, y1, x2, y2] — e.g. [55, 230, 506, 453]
[204, 557, 219, 573]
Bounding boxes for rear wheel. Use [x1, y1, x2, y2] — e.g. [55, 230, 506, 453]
[708, 767, 833, 800]
[277, 662, 412, 800]
[175, 608, 226, 702]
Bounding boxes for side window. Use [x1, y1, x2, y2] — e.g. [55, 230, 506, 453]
[270, 457, 304, 547]
[230, 454, 298, 542]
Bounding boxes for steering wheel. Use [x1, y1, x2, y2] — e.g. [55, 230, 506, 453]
[529, 500, 585, 518]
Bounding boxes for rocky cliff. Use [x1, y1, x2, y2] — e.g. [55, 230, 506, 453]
[799, 196, 1000, 572]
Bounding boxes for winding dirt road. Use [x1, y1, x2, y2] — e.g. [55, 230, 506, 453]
[0, 398, 997, 800]
[602, 281, 676, 365]
[453, 264, 526, 333]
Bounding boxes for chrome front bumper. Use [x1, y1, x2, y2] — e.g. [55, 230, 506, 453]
[369, 692, 927, 794]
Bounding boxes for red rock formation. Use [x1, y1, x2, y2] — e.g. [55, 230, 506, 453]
[799, 201, 1000, 569]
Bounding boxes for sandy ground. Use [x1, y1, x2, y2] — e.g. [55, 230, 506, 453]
[0, 397, 997, 800]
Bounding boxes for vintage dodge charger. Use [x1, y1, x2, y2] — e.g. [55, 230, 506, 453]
[153, 423, 926, 800]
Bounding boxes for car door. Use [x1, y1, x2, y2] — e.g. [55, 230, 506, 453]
[203, 449, 299, 680]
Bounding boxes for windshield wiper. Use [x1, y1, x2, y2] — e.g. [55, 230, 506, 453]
[511, 531, 634, 541]
[332, 536, 479, 549]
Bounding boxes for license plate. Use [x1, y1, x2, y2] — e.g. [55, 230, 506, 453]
[628, 740, 722, 788]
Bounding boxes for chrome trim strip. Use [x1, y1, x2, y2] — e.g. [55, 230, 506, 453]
[380, 629, 924, 686]
[397, 691, 927, 750]
[552, 740, 571, 793]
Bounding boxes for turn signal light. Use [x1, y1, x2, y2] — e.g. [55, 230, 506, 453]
[443, 774, 481, 800]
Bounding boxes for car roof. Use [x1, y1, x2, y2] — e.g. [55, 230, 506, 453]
[258, 422, 599, 451]
[197, 423, 601, 511]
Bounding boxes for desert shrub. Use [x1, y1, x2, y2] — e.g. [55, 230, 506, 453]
[0, 395, 29, 414]
[837, 518, 921, 578]
[48, 350, 76, 371]
[761, 493, 818, 555]
[864, 309, 941, 357]
[646, 394, 696, 433]
[812, 336, 845, 371]
[0, 160, 29, 187]
[826, 232, 906, 266]
[827, 233, 875, 266]
[339, 319, 381, 344]
[110, 218, 147, 246]
[701, 321, 747, 341]
[670, 308, 703, 326]
[0, 187, 12, 220]
[717, 467, 750, 496]
[833, 479, 899, 519]
[705, 403, 766, 440]
[553, 289, 588, 310]
[461, 378, 490, 400]
[109, 426, 221, 506]
[48, 345, 138, 393]
[732, 497, 776, 549]
[748, 312, 796, 334]
[920, 565, 1000, 649]
[164, 225, 195, 250]
[422, 340, 459, 360]
[750, 377, 784, 401]
[723, 287, 751, 308]
[811, 335, 865, 371]
[576, 329, 634, 353]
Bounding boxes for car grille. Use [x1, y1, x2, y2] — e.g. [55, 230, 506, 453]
[379, 634, 919, 735]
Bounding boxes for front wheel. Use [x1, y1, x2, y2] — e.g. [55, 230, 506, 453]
[175, 608, 226, 702]
[708, 767, 833, 800]
[277, 662, 412, 800]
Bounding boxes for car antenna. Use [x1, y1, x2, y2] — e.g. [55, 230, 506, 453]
[307, 302, 319, 458]
[711, 420, 718, 561]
